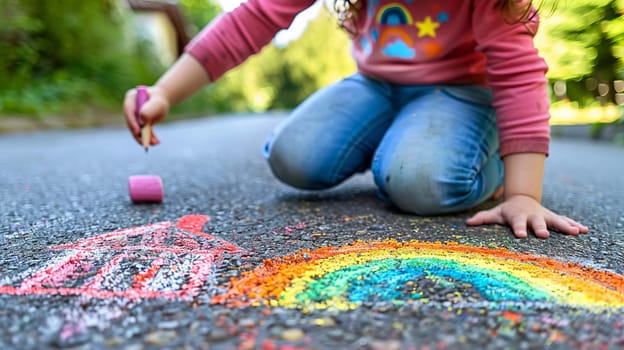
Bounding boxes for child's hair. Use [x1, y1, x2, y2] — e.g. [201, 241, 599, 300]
[496, 0, 538, 23]
[330, 0, 539, 35]
[330, 0, 364, 34]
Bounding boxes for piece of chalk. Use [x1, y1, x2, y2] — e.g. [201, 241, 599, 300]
[135, 86, 149, 125]
[128, 175, 163, 203]
[135, 86, 151, 152]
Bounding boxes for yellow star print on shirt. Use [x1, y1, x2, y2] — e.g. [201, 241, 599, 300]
[415, 16, 440, 38]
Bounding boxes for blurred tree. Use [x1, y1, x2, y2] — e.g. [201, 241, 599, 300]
[273, 8, 357, 109]
[179, 0, 222, 35]
[0, 0, 163, 115]
[203, 8, 356, 113]
[536, 0, 624, 106]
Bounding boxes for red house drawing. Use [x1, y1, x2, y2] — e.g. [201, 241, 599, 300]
[0, 215, 246, 299]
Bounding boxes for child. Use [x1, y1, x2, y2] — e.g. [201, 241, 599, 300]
[123, 0, 588, 239]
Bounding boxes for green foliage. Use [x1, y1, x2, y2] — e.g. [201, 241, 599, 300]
[536, 0, 624, 106]
[199, 8, 356, 113]
[6, 0, 622, 127]
[0, 0, 164, 116]
[179, 0, 222, 35]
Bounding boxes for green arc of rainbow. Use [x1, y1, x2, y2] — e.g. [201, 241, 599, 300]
[213, 240, 624, 311]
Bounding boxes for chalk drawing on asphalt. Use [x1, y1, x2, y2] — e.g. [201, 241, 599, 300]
[0, 215, 246, 299]
[213, 240, 624, 311]
[3, 216, 624, 329]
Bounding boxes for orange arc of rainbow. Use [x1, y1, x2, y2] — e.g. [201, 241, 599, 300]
[379, 28, 414, 47]
[213, 240, 624, 310]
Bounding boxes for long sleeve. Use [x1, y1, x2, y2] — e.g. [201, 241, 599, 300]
[184, 0, 315, 81]
[472, 0, 550, 157]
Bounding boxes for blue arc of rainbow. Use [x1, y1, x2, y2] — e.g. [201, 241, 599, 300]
[213, 240, 624, 311]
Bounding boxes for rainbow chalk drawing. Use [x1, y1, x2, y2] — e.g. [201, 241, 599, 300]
[213, 240, 624, 311]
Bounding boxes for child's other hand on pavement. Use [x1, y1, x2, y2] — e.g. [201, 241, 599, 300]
[465, 194, 589, 238]
[123, 86, 170, 147]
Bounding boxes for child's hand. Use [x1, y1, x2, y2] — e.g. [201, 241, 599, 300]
[465, 194, 589, 238]
[123, 86, 171, 147]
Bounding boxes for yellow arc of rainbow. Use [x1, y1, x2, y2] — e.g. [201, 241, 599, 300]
[213, 240, 624, 311]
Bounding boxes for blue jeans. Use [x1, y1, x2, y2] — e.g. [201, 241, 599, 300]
[263, 73, 503, 215]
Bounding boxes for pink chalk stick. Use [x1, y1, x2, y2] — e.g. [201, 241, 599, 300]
[135, 86, 149, 127]
[128, 175, 163, 203]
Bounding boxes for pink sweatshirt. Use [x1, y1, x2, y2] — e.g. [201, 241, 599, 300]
[186, 0, 550, 157]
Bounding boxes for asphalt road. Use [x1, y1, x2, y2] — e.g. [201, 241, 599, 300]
[1, 112, 623, 350]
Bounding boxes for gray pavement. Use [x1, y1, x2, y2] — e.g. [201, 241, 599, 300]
[1, 112, 623, 349]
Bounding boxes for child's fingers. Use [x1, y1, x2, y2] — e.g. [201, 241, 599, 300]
[123, 89, 140, 132]
[137, 100, 163, 147]
[465, 211, 486, 226]
[510, 215, 529, 238]
[563, 216, 589, 234]
[528, 216, 549, 239]
[547, 214, 581, 236]
[137, 97, 163, 126]
[123, 89, 142, 144]
[150, 132, 160, 146]
[465, 209, 503, 226]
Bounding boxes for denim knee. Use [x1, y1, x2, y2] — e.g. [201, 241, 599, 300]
[374, 157, 480, 215]
[265, 135, 335, 190]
